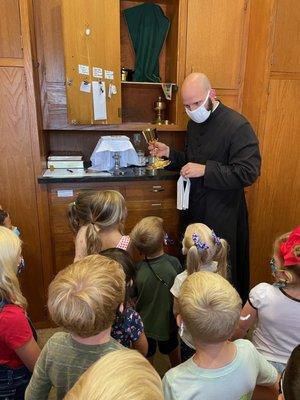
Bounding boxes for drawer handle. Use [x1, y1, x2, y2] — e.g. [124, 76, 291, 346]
[151, 203, 162, 207]
[151, 186, 164, 193]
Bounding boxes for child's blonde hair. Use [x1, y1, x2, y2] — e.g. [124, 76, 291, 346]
[64, 349, 163, 400]
[48, 254, 125, 337]
[272, 227, 300, 286]
[183, 223, 228, 277]
[0, 227, 27, 308]
[68, 190, 127, 255]
[179, 271, 242, 343]
[130, 216, 164, 257]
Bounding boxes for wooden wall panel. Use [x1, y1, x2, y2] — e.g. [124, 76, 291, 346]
[0, 67, 46, 322]
[271, 0, 300, 73]
[249, 79, 300, 285]
[0, 0, 23, 58]
[185, 0, 249, 89]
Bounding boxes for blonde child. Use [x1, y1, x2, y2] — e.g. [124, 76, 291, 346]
[171, 223, 228, 360]
[234, 226, 300, 373]
[0, 227, 40, 398]
[64, 349, 163, 400]
[131, 216, 182, 367]
[25, 254, 125, 400]
[68, 190, 130, 262]
[163, 271, 279, 400]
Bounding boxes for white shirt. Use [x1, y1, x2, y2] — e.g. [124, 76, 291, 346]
[170, 262, 218, 349]
[249, 282, 300, 364]
[163, 339, 277, 400]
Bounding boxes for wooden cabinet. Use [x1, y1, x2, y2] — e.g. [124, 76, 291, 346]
[58, 0, 186, 128]
[47, 180, 180, 275]
[185, 0, 250, 111]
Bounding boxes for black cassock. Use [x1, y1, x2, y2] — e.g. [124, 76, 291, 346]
[169, 102, 261, 302]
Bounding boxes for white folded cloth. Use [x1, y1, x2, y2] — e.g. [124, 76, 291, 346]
[90, 136, 139, 171]
[177, 176, 191, 210]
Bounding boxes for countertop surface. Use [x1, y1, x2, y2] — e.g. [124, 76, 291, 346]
[38, 167, 179, 183]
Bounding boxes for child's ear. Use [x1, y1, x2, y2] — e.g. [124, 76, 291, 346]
[118, 303, 124, 313]
[176, 314, 183, 328]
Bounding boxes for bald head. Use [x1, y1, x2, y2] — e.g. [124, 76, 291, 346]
[181, 73, 215, 111]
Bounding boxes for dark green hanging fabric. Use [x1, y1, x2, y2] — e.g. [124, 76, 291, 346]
[123, 2, 170, 82]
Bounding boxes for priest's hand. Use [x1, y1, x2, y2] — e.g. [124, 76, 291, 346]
[181, 163, 206, 178]
[148, 141, 170, 158]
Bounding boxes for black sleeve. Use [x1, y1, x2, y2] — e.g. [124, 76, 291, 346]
[168, 129, 189, 170]
[203, 123, 261, 190]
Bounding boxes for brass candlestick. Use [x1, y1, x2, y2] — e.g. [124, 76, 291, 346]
[153, 96, 166, 124]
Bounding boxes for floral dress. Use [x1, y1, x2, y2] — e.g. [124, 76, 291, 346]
[111, 307, 144, 348]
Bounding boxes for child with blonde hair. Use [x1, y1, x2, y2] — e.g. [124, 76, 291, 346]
[68, 190, 130, 262]
[163, 271, 279, 400]
[64, 349, 163, 400]
[0, 227, 40, 398]
[234, 226, 300, 373]
[131, 216, 182, 366]
[171, 223, 228, 360]
[25, 255, 125, 400]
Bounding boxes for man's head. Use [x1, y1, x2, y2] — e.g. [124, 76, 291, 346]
[178, 271, 242, 344]
[48, 254, 125, 337]
[181, 73, 216, 123]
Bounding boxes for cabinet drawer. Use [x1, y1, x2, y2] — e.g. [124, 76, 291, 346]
[124, 181, 176, 201]
[49, 185, 125, 205]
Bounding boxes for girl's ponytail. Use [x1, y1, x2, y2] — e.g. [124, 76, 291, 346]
[86, 222, 102, 255]
[214, 238, 229, 278]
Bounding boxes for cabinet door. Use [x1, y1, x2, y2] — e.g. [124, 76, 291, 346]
[185, 0, 249, 89]
[62, 0, 122, 125]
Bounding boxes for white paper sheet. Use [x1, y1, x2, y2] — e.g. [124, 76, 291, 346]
[92, 81, 107, 120]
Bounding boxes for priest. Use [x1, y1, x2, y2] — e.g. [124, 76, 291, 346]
[150, 73, 261, 302]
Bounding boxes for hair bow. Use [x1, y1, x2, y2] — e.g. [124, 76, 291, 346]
[192, 233, 209, 251]
[212, 230, 221, 246]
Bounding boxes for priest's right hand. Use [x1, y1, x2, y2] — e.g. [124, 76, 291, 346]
[148, 141, 170, 158]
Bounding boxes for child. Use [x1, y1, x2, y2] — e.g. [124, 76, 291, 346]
[171, 223, 228, 360]
[64, 349, 164, 400]
[101, 248, 148, 356]
[25, 254, 125, 400]
[68, 190, 130, 262]
[163, 271, 279, 400]
[278, 344, 300, 400]
[234, 226, 300, 373]
[130, 216, 182, 366]
[0, 227, 40, 399]
[0, 208, 21, 236]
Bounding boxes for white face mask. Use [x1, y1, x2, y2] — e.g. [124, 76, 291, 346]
[185, 91, 211, 123]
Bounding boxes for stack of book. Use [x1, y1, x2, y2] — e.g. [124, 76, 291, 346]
[47, 151, 84, 171]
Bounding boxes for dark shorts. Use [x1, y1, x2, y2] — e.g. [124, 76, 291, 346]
[146, 332, 179, 357]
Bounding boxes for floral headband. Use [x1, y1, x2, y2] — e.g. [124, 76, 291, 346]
[192, 231, 221, 252]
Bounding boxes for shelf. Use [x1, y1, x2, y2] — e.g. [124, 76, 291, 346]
[121, 81, 178, 91]
[45, 119, 185, 132]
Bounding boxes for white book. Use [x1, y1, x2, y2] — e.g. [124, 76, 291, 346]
[47, 160, 84, 169]
[48, 155, 83, 161]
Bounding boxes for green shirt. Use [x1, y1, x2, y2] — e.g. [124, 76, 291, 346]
[135, 254, 182, 340]
[25, 332, 123, 400]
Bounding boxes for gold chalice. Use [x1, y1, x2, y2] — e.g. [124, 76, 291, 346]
[142, 128, 171, 170]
